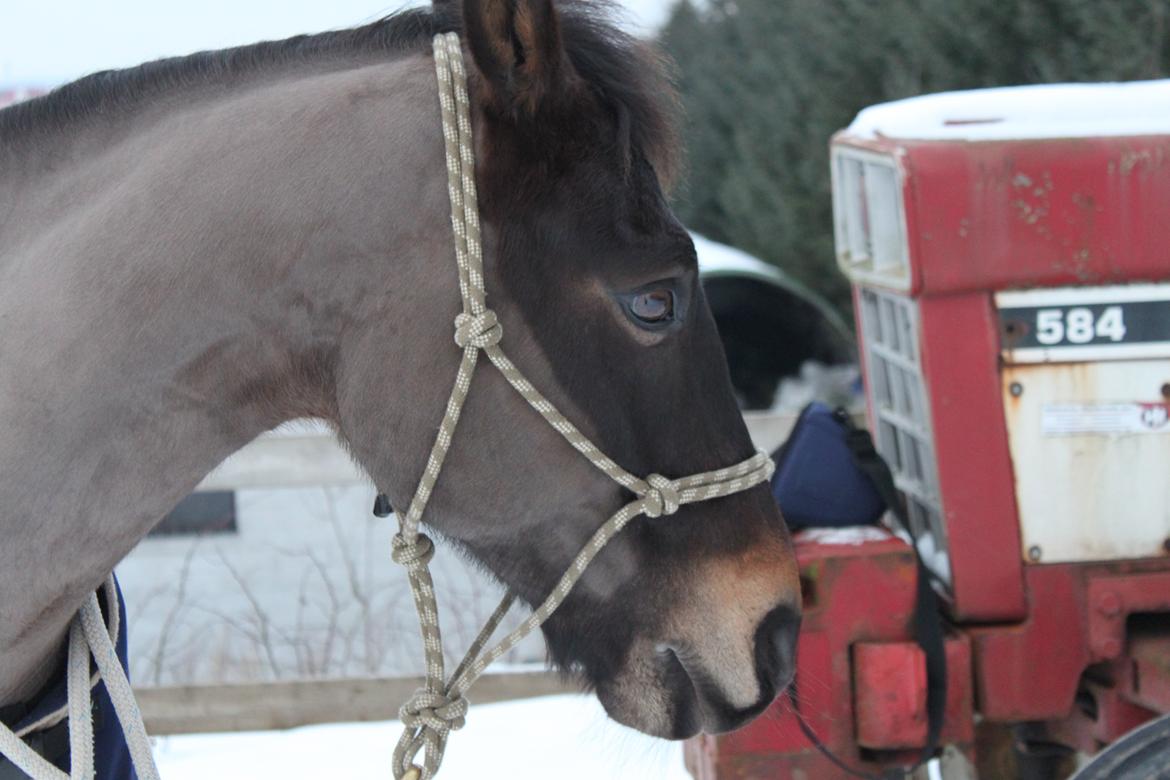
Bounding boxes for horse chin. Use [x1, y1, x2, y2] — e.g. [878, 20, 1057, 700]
[592, 635, 788, 740]
[592, 639, 702, 740]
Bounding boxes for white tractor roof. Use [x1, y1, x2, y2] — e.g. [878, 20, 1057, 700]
[845, 79, 1170, 142]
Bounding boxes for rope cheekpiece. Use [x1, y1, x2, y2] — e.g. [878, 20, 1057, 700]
[387, 33, 777, 780]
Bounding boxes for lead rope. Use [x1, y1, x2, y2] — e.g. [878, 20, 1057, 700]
[0, 577, 160, 780]
[387, 33, 777, 780]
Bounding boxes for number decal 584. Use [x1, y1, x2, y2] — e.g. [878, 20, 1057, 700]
[1035, 306, 1127, 346]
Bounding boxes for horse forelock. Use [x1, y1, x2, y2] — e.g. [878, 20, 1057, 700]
[554, 4, 682, 193]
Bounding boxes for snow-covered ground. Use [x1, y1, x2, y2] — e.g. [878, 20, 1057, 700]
[153, 694, 690, 780]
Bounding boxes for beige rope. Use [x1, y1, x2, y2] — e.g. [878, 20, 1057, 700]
[389, 33, 776, 780]
[0, 578, 161, 780]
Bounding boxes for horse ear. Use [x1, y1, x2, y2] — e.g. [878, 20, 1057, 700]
[462, 0, 568, 114]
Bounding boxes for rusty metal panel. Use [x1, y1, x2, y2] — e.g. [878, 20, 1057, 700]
[917, 294, 1027, 621]
[854, 642, 929, 749]
[1001, 358, 1170, 563]
[1086, 572, 1170, 662]
[908, 137, 1170, 296]
[853, 638, 976, 752]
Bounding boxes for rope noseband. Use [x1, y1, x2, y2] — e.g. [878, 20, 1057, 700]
[387, 33, 776, 780]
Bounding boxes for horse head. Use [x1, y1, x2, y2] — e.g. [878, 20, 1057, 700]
[340, 0, 801, 739]
[0, 0, 800, 744]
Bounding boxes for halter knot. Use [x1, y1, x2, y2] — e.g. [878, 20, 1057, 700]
[392, 532, 436, 567]
[453, 309, 502, 349]
[642, 474, 681, 518]
[393, 689, 468, 780]
[399, 689, 469, 734]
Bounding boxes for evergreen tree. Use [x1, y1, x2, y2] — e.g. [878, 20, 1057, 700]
[661, 0, 1170, 314]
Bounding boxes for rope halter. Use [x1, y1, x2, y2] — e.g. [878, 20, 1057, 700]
[390, 532, 436, 568]
[385, 33, 777, 779]
[453, 310, 502, 348]
[643, 474, 681, 518]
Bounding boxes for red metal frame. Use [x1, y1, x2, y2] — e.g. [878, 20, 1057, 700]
[845, 134, 1170, 297]
[685, 530, 975, 779]
[854, 287, 1026, 622]
[854, 642, 929, 748]
[916, 293, 1027, 622]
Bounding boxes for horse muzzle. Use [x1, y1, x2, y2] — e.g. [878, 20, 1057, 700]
[596, 601, 800, 740]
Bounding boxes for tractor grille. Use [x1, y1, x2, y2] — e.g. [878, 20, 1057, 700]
[857, 287, 951, 586]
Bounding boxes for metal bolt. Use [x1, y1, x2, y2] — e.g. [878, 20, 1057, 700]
[1010, 382, 1024, 397]
[1027, 545, 1042, 562]
[1096, 591, 1123, 617]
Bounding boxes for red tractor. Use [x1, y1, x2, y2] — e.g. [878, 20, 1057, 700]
[687, 81, 1170, 778]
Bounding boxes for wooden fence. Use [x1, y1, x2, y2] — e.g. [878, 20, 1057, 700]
[137, 672, 576, 734]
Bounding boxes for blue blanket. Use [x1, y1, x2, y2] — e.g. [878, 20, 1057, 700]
[1, 577, 135, 779]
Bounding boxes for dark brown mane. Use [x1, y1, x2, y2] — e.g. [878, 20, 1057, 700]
[0, 1, 679, 184]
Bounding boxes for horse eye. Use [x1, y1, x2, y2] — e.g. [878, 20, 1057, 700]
[630, 290, 674, 324]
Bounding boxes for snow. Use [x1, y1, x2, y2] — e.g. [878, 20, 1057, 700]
[796, 526, 893, 546]
[915, 531, 953, 586]
[846, 79, 1170, 141]
[153, 694, 690, 780]
[770, 362, 861, 413]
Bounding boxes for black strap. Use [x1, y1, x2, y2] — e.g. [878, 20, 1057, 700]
[787, 409, 948, 778]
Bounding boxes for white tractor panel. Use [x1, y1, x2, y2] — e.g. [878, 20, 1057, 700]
[1003, 358, 1170, 563]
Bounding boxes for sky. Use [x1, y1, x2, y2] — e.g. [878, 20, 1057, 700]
[0, 0, 677, 88]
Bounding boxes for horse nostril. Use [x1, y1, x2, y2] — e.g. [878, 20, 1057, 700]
[754, 604, 800, 699]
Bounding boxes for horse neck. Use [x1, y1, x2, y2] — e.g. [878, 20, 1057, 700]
[0, 55, 451, 704]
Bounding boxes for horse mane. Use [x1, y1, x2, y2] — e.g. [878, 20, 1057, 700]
[0, 1, 679, 186]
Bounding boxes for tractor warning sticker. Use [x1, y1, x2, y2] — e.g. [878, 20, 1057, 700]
[996, 283, 1170, 363]
[1041, 402, 1170, 436]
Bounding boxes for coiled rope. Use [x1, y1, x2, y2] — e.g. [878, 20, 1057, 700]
[0, 577, 160, 780]
[387, 33, 776, 780]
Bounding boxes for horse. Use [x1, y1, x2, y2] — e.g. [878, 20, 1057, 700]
[0, 0, 801, 762]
